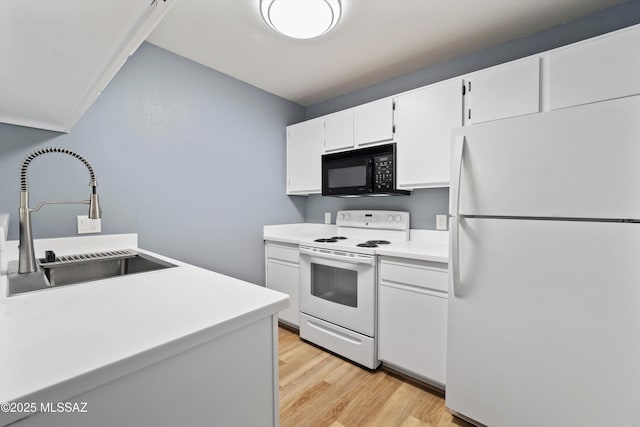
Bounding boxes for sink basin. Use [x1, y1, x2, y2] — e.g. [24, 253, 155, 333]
[6, 249, 176, 296]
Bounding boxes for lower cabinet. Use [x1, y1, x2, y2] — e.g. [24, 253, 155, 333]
[265, 241, 300, 327]
[378, 256, 448, 386]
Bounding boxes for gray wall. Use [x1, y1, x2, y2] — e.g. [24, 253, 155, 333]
[0, 42, 305, 285]
[302, 0, 640, 228]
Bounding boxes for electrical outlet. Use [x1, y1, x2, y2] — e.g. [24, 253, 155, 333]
[77, 215, 101, 234]
[324, 212, 331, 224]
[436, 215, 448, 230]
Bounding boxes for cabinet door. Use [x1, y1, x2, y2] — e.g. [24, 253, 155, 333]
[395, 80, 463, 189]
[323, 109, 354, 152]
[266, 259, 299, 327]
[354, 98, 394, 147]
[465, 57, 540, 125]
[286, 118, 322, 195]
[378, 283, 448, 385]
[549, 25, 640, 110]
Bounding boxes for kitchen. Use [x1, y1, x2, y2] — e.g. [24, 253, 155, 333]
[1, 1, 639, 426]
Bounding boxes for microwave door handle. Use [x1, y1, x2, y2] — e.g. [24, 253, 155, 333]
[368, 159, 374, 191]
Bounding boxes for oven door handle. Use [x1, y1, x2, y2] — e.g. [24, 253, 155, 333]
[299, 246, 375, 266]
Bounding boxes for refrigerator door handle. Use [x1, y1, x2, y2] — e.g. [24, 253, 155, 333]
[450, 135, 465, 217]
[449, 135, 465, 298]
[450, 216, 462, 298]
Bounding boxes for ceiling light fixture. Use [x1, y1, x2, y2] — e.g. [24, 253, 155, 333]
[260, 0, 342, 40]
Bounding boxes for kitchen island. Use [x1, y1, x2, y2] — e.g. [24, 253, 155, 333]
[0, 234, 288, 427]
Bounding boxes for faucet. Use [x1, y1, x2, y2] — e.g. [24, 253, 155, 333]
[18, 147, 101, 274]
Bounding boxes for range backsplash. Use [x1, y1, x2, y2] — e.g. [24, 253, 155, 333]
[303, 187, 449, 230]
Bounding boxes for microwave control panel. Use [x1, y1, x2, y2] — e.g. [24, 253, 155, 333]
[373, 155, 393, 190]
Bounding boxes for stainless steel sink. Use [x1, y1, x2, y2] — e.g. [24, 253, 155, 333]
[6, 249, 176, 296]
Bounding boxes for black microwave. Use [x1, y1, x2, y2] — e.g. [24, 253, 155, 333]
[321, 143, 409, 196]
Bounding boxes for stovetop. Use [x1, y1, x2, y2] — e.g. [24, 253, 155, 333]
[302, 210, 410, 255]
[313, 236, 391, 247]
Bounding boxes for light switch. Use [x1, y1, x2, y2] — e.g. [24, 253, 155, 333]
[324, 212, 331, 224]
[436, 215, 448, 230]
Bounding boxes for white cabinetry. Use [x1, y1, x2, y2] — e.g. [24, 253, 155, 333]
[10, 317, 279, 427]
[286, 118, 322, 195]
[322, 98, 394, 153]
[549, 25, 640, 110]
[378, 256, 448, 386]
[464, 57, 540, 125]
[354, 98, 394, 147]
[323, 109, 354, 152]
[265, 242, 300, 327]
[394, 79, 463, 189]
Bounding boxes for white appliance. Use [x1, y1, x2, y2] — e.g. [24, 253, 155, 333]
[299, 210, 410, 369]
[447, 95, 640, 426]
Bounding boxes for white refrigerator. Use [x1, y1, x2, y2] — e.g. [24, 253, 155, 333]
[446, 95, 640, 426]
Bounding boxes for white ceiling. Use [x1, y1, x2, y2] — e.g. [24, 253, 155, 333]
[147, 0, 625, 106]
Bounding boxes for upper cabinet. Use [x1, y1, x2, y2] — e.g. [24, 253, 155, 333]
[0, 0, 175, 133]
[464, 57, 540, 125]
[354, 98, 395, 147]
[321, 98, 394, 154]
[549, 25, 640, 110]
[395, 79, 463, 189]
[287, 118, 323, 195]
[323, 109, 354, 152]
[285, 24, 640, 195]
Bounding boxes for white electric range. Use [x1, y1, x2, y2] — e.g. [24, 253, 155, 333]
[298, 210, 410, 369]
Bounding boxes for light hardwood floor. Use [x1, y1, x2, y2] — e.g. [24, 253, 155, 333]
[278, 327, 473, 427]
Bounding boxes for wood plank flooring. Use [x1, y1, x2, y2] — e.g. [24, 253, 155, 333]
[278, 327, 473, 427]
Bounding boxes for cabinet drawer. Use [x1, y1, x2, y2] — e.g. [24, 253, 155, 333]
[379, 257, 447, 293]
[266, 243, 299, 264]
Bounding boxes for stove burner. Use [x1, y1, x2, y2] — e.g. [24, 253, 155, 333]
[365, 240, 391, 245]
[314, 238, 338, 243]
[356, 243, 378, 248]
[331, 236, 348, 240]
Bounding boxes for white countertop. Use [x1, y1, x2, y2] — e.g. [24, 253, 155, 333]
[264, 223, 449, 263]
[262, 223, 338, 246]
[0, 234, 288, 423]
[376, 229, 449, 263]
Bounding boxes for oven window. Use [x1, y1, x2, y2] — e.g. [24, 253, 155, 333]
[310, 264, 358, 308]
[328, 165, 366, 188]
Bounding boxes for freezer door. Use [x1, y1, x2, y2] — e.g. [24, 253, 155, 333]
[446, 218, 640, 426]
[451, 95, 640, 219]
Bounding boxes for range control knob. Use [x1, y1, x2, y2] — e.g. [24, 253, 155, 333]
[394, 215, 402, 222]
[339, 213, 345, 220]
[387, 215, 394, 222]
[345, 213, 351, 220]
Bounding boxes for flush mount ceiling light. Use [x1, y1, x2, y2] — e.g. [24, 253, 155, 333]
[260, 0, 342, 39]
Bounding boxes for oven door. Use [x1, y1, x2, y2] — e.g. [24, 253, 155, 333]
[299, 246, 375, 337]
[322, 154, 373, 196]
